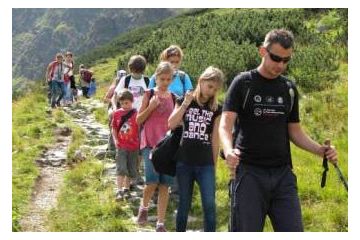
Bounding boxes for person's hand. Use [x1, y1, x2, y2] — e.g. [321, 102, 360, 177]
[182, 91, 194, 108]
[321, 144, 338, 165]
[149, 95, 160, 110]
[225, 149, 241, 178]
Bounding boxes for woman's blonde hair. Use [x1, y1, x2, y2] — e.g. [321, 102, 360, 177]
[193, 66, 224, 112]
[155, 61, 174, 78]
[159, 45, 184, 61]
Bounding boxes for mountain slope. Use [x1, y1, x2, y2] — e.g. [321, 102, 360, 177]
[12, 8, 183, 80]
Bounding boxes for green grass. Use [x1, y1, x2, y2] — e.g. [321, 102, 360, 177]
[48, 159, 135, 231]
[37, 78, 347, 232]
[66, 122, 86, 164]
[12, 89, 59, 231]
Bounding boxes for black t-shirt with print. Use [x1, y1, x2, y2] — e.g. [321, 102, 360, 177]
[223, 69, 300, 167]
[175, 97, 222, 166]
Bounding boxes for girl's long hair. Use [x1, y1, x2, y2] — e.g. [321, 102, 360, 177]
[193, 66, 224, 112]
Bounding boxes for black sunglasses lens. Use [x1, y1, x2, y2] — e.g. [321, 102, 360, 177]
[269, 51, 291, 63]
[269, 53, 282, 62]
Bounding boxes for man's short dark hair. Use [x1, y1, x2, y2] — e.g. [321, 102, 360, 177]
[118, 89, 134, 102]
[263, 29, 295, 49]
[128, 55, 146, 74]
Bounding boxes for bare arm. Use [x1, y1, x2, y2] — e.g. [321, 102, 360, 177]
[168, 91, 194, 130]
[110, 115, 118, 147]
[45, 64, 52, 82]
[212, 115, 221, 166]
[111, 92, 118, 110]
[288, 122, 337, 163]
[168, 103, 185, 130]
[219, 111, 237, 158]
[219, 111, 240, 173]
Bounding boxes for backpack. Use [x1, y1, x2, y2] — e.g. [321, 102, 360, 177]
[150, 125, 183, 176]
[48, 61, 63, 80]
[88, 79, 97, 96]
[153, 71, 186, 95]
[124, 75, 150, 89]
[82, 70, 93, 83]
[147, 89, 179, 176]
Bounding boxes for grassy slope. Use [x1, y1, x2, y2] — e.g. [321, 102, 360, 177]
[12, 89, 63, 231]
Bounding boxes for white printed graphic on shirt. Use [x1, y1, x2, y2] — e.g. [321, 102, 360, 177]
[183, 107, 214, 143]
[115, 76, 147, 111]
[252, 93, 286, 118]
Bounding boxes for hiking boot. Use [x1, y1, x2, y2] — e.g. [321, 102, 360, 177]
[137, 177, 144, 185]
[115, 190, 124, 202]
[155, 223, 167, 232]
[123, 189, 131, 200]
[136, 207, 148, 225]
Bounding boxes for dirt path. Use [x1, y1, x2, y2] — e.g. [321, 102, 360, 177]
[19, 129, 71, 231]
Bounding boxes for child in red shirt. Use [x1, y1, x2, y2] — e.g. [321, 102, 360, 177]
[111, 89, 139, 201]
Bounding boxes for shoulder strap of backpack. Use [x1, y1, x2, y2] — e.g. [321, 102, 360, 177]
[240, 71, 254, 110]
[178, 71, 186, 95]
[171, 93, 177, 106]
[286, 80, 295, 113]
[124, 75, 132, 88]
[149, 88, 155, 100]
[232, 70, 255, 145]
[144, 76, 150, 87]
[118, 109, 136, 135]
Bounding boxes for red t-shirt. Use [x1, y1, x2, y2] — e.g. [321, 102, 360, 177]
[111, 108, 139, 151]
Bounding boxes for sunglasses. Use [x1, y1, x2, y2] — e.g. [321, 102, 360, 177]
[266, 49, 291, 64]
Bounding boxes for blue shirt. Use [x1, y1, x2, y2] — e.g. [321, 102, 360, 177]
[149, 71, 193, 97]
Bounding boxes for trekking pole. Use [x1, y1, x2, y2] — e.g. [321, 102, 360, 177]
[228, 169, 235, 232]
[221, 149, 238, 231]
[322, 139, 348, 192]
[333, 162, 348, 192]
[320, 140, 329, 188]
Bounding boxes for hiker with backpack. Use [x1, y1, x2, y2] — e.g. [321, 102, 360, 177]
[135, 61, 176, 232]
[111, 89, 139, 201]
[149, 45, 193, 97]
[45, 53, 69, 108]
[79, 64, 93, 98]
[168, 66, 224, 232]
[149, 45, 193, 196]
[111, 55, 150, 187]
[64, 51, 75, 105]
[219, 29, 338, 232]
[104, 70, 127, 155]
[112, 55, 150, 111]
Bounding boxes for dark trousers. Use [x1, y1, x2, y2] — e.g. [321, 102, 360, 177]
[231, 163, 303, 232]
[176, 162, 216, 232]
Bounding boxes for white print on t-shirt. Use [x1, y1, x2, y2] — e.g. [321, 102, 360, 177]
[183, 107, 214, 142]
[120, 122, 131, 134]
[115, 76, 147, 111]
[252, 93, 286, 118]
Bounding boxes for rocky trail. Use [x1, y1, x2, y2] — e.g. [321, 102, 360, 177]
[20, 99, 201, 232]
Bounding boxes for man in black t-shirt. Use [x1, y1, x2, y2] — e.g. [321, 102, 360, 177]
[219, 29, 338, 232]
